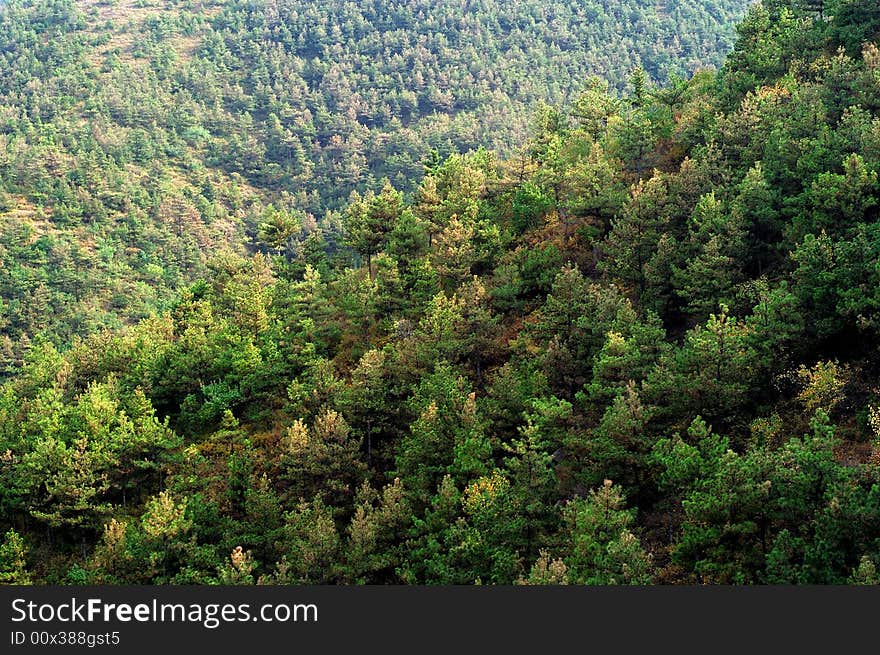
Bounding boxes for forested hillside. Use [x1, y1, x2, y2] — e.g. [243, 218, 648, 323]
[0, 0, 749, 353]
[5, 0, 880, 586]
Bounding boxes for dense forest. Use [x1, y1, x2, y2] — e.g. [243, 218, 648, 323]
[0, 0, 749, 353]
[4, 0, 880, 585]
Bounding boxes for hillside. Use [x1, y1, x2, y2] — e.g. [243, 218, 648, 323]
[0, 0, 750, 353]
[4, 0, 880, 586]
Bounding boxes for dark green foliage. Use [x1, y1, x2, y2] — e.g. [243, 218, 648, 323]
[828, 0, 880, 54]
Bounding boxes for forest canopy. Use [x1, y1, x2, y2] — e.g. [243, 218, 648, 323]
[4, 0, 880, 586]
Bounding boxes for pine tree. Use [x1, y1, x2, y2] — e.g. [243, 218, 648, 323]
[560, 480, 653, 584]
[0, 529, 31, 585]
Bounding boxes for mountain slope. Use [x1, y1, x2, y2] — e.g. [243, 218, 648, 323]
[0, 0, 749, 354]
[6, 1, 880, 586]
